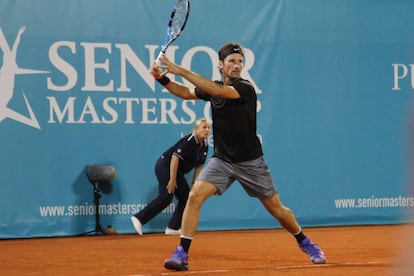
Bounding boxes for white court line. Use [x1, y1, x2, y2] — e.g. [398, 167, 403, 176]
[129, 261, 388, 276]
[130, 271, 228, 276]
[266, 261, 386, 270]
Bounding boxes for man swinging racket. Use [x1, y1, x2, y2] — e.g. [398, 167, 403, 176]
[149, 41, 327, 271]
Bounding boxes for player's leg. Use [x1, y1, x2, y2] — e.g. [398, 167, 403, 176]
[164, 157, 232, 271]
[260, 194, 326, 264]
[233, 156, 326, 265]
[181, 180, 217, 237]
[164, 180, 217, 271]
[260, 193, 301, 233]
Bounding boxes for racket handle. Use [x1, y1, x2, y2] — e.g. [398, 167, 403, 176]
[155, 51, 164, 64]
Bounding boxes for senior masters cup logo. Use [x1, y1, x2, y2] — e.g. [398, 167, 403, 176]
[0, 26, 49, 129]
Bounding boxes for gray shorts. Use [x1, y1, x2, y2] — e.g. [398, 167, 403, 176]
[197, 156, 277, 199]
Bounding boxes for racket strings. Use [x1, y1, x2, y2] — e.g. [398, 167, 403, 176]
[168, 1, 189, 38]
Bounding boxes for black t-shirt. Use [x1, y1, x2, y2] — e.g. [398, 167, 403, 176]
[160, 133, 208, 174]
[195, 78, 263, 162]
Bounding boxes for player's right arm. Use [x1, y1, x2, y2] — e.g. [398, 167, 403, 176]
[151, 54, 240, 100]
[149, 59, 198, 100]
[175, 66, 240, 100]
[164, 80, 198, 100]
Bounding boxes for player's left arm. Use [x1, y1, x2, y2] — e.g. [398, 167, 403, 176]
[159, 54, 240, 99]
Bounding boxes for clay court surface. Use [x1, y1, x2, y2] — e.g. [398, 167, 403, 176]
[0, 224, 413, 275]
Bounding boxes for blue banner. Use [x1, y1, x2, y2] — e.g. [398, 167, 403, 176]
[1, 0, 414, 238]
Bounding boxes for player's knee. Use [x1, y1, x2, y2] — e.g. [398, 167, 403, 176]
[187, 190, 208, 208]
[187, 191, 201, 205]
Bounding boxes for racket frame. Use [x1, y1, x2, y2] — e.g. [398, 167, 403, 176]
[156, 0, 190, 62]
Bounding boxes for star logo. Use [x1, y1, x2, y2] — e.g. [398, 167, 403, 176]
[0, 26, 49, 129]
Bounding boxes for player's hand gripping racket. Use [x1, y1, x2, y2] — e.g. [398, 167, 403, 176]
[156, 0, 190, 64]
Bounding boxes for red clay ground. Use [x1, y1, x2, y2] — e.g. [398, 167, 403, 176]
[0, 224, 412, 275]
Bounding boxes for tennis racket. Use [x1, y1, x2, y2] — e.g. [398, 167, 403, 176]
[156, 0, 190, 63]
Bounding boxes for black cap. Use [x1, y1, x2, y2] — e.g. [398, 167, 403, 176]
[218, 42, 244, 61]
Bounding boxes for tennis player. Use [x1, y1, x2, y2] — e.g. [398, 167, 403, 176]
[150, 42, 326, 271]
[131, 118, 210, 236]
